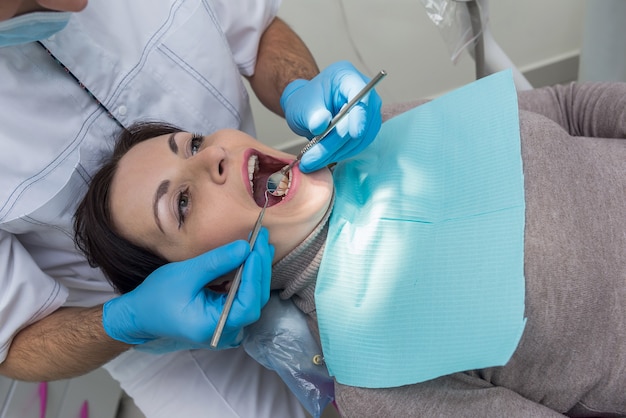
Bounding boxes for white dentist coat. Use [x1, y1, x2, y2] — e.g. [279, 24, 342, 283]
[0, 0, 305, 416]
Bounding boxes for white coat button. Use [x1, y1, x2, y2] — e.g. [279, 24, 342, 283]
[117, 105, 127, 116]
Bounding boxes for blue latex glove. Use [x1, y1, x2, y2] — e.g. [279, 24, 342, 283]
[280, 60, 382, 173]
[102, 228, 273, 350]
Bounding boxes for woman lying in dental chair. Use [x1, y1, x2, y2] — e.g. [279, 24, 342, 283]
[74, 71, 626, 417]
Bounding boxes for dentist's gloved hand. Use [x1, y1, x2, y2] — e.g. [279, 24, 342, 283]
[102, 228, 273, 351]
[281, 60, 382, 173]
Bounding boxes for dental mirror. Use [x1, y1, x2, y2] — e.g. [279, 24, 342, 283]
[266, 168, 290, 196]
[266, 70, 387, 197]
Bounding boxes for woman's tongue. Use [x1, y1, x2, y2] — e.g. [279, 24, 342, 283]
[253, 174, 269, 205]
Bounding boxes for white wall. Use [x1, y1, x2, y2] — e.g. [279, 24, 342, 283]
[250, 0, 586, 150]
[579, 0, 626, 82]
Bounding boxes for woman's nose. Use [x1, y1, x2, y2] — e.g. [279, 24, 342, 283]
[191, 145, 227, 184]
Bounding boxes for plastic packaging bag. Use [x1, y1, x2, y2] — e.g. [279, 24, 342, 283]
[243, 293, 334, 418]
[420, 0, 488, 63]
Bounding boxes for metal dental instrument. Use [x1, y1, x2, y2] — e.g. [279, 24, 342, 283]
[266, 69, 387, 196]
[210, 190, 270, 349]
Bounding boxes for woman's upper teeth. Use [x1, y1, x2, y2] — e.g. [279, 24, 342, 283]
[248, 155, 259, 192]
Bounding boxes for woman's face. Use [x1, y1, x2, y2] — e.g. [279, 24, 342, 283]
[109, 129, 334, 263]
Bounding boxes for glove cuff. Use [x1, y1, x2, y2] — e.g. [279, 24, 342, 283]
[102, 298, 152, 345]
[280, 78, 308, 114]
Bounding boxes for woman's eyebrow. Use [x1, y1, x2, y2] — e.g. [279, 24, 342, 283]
[168, 132, 178, 154]
[152, 133, 179, 233]
[153, 180, 170, 234]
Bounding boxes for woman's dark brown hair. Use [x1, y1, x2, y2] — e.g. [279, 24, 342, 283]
[74, 121, 183, 294]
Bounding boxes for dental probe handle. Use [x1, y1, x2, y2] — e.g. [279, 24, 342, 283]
[281, 69, 387, 175]
[210, 196, 269, 349]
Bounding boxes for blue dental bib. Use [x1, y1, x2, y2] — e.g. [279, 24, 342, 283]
[315, 71, 527, 388]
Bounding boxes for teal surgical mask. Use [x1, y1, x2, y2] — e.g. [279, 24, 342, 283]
[0, 11, 71, 47]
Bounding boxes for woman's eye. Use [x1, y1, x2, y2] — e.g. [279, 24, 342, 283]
[190, 134, 204, 155]
[177, 190, 190, 228]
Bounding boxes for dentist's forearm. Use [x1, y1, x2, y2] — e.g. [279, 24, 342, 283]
[247, 17, 319, 116]
[0, 306, 130, 381]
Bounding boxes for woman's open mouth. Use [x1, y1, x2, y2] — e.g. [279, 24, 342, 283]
[247, 153, 292, 207]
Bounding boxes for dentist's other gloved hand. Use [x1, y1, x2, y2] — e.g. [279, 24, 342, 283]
[102, 228, 273, 351]
[281, 60, 382, 173]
